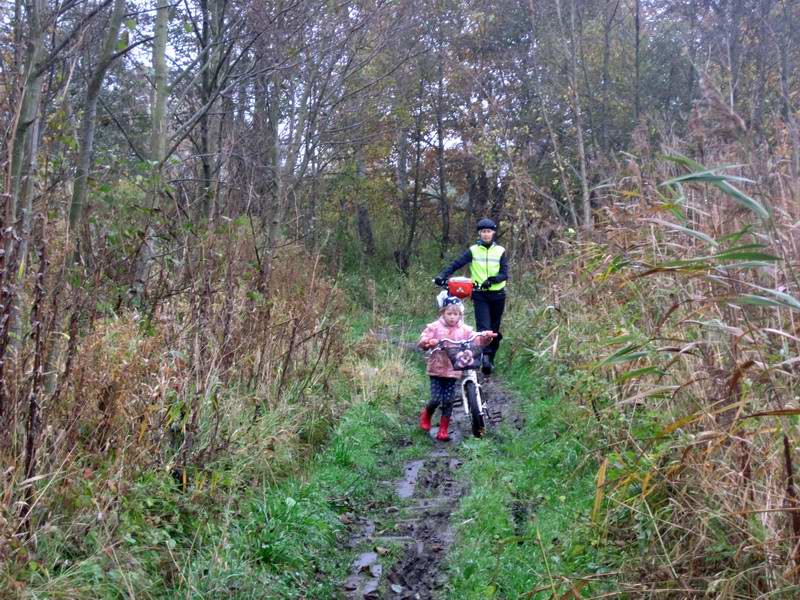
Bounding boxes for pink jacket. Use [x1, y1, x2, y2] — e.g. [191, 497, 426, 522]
[417, 316, 492, 378]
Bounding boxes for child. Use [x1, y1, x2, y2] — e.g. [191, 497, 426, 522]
[417, 295, 496, 441]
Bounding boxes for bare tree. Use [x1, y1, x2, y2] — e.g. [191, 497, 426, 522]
[68, 0, 127, 249]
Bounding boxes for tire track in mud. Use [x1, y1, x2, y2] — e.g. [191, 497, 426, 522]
[341, 376, 523, 599]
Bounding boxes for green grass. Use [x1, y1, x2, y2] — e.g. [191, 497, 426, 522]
[444, 355, 622, 599]
[167, 340, 430, 599]
[170, 402, 415, 599]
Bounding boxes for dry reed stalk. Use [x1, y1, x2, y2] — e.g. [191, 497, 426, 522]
[782, 434, 800, 571]
[527, 98, 800, 592]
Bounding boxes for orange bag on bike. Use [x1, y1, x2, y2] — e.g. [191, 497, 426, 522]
[447, 276, 473, 299]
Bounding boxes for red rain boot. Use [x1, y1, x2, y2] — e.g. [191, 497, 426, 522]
[419, 407, 433, 431]
[436, 416, 451, 441]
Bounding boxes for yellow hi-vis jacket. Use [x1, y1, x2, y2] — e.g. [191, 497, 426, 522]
[469, 243, 507, 291]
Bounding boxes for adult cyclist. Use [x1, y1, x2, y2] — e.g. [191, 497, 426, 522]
[434, 218, 508, 376]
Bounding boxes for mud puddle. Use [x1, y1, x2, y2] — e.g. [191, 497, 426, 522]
[342, 367, 524, 599]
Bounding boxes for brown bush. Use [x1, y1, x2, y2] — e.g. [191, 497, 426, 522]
[0, 224, 347, 570]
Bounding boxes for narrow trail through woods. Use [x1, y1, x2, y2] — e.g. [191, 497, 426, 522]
[341, 336, 525, 599]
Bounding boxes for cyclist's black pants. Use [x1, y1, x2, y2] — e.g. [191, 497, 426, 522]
[472, 290, 506, 357]
[426, 376, 458, 418]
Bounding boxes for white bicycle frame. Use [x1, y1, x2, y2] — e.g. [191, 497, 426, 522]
[458, 365, 485, 417]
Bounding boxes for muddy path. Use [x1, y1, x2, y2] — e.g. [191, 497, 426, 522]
[341, 371, 523, 599]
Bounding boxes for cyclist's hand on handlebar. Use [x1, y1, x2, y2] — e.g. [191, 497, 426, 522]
[433, 276, 446, 287]
[480, 331, 498, 338]
[424, 338, 439, 349]
[480, 276, 499, 290]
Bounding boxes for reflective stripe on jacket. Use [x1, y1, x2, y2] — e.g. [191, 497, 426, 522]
[469, 243, 506, 291]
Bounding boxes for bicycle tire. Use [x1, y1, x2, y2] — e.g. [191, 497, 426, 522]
[464, 381, 485, 438]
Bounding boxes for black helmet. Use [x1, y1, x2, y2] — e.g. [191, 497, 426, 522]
[476, 218, 497, 231]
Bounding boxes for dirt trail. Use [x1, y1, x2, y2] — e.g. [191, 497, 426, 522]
[341, 376, 522, 599]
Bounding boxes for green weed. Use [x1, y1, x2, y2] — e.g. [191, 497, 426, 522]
[445, 354, 622, 599]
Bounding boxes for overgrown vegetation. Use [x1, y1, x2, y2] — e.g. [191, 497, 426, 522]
[3, 295, 425, 597]
[512, 144, 800, 594]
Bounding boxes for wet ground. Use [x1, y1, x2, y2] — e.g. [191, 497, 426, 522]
[341, 369, 523, 599]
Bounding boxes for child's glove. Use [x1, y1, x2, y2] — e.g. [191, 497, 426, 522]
[433, 276, 446, 286]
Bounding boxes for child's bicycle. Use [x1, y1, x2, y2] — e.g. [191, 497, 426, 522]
[428, 335, 487, 438]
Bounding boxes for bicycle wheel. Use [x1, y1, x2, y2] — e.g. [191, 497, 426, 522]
[464, 381, 485, 438]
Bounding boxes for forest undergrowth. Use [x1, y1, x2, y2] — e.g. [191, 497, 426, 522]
[330, 274, 625, 599]
[6, 163, 800, 597]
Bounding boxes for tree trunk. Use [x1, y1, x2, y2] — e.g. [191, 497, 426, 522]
[0, 0, 47, 408]
[600, 0, 620, 150]
[258, 35, 323, 290]
[558, 0, 592, 229]
[779, 0, 800, 201]
[131, 0, 170, 300]
[69, 0, 127, 246]
[685, 0, 698, 114]
[355, 155, 375, 256]
[749, 0, 773, 137]
[435, 34, 449, 256]
[725, 0, 744, 110]
[528, 0, 578, 228]
[357, 204, 376, 256]
[260, 74, 288, 292]
[197, 0, 229, 220]
[45, 0, 129, 396]
[394, 126, 411, 271]
[12, 0, 23, 71]
[199, 0, 213, 219]
[396, 90, 424, 275]
[634, 0, 641, 120]
[150, 0, 169, 165]
[20, 236, 47, 532]
[5, 0, 46, 265]
[465, 160, 476, 243]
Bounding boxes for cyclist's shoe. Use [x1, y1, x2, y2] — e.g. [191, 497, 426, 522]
[481, 354, 494, 376]
[435, 416, 451, 441]
[419, 407, 433, 431]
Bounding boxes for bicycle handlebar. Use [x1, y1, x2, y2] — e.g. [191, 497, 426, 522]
[436, 335, 479, 344]
[434, 276, 486, 289]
